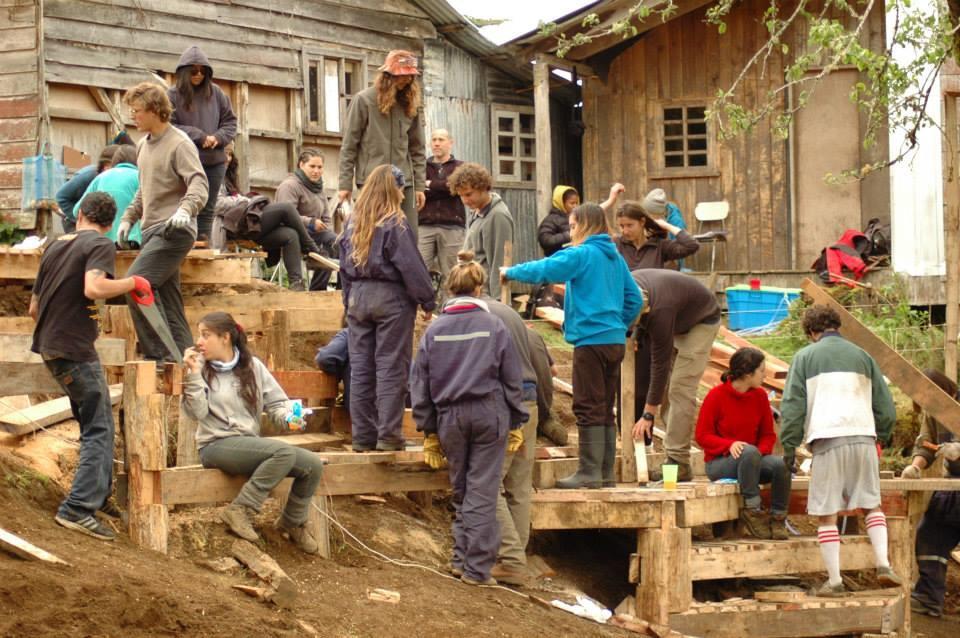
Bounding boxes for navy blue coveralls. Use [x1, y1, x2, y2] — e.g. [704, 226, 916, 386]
[410, 297, 528, 581]
[339, 217, 436, 449]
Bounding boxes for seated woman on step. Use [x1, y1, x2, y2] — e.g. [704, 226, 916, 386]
[181, 311, 325, 553]
[695, 347, 791, 539]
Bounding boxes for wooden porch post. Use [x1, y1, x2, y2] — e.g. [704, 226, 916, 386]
[943, 94, 960, 382]
[534, 55, 553, 223]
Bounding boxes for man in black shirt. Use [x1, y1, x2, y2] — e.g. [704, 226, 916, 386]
[30, 191, 151, 540]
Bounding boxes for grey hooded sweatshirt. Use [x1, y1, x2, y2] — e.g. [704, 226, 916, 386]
[462, 192, 514, 299]
[168, 46, 237, 167]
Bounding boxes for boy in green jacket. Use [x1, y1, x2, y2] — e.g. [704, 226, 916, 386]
[780, 305, 901, 596]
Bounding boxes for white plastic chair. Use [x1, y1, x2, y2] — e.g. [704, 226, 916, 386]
[694, 201, 730, 271]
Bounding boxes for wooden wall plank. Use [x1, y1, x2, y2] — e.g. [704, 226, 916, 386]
[0, 27, 34, 52]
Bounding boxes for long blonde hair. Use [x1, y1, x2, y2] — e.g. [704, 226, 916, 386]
[349, 165, 405, 268]
[570, 203, 611, 245]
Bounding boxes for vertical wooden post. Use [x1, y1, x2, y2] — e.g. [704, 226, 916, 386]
[533, 55, 553, 224]
[123, 361, 169, 553]
[943, 94, 960, 381]
[635, 501, 692, 625]
[261, 309, 290, 371]
[886, 513, 912, 637]
[235, 82, 250, 194]
[620, 341, 637, 483]
[167, 362, 200, 467]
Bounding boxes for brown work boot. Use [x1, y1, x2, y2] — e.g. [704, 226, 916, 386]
[461, 574, 497, 586]
[649, 459, 693, 482]
[490, 563, 529, 587]
[220, 503, 259, 542]
[739, 507, 771, 539]
[538, 418, 568, 446]
[877, 566, 903, 587]
[770, 513, 789, 540]
[276, 517, 319, 555]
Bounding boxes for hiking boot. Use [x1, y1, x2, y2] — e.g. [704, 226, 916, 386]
[876, 566, 903, 588]
[770, 513, 789, 540]
[911, 591, 942, 617]
[811, 580, 847, 597]
[352, 441, 376, 452]
[288, 278, 306, 292]
[376, 439, 404, 451]
[490, 563, 529, 587]
[99, 498, 122, 519]
[649, 459, 693, 482]
[55, 513, 116, 541]
[220, 503, 259, 542]
[556, 426, 603, 489]
[601, 425, 617, 487]
[538, 418, 568, 446]
[449, 562, 464, 578]
[276, 517, 319, 555]
[461, 574, 497, 586]
[739, 507, 771, 539]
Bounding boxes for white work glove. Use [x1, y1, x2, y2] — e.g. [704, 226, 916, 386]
[165, 208, 191, 230]
[116, 220, 132, 249]
[942, 441, 960, 462]
[900, 464, 921, 479]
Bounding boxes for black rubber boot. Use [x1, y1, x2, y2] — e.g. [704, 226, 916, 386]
[556, 426, 603, 489]
[601, 425, 617, 487]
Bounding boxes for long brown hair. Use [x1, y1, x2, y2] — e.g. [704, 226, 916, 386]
[199, 312, 259, 416]
[720, 347, 765, 383]
[375, 73, 421, 118]
[174, 65, 212, 112]
[349, 165, 405, 268]
[570, 203, 611, 245]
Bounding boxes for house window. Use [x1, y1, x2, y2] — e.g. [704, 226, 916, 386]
[304, 50, 366, 135]
[492, 104, 536, 186]
[662, 105, 709, 169]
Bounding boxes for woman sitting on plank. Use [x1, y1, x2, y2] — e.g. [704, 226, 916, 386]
[695, 347, 791, 540]
[181, 311, 324, 553]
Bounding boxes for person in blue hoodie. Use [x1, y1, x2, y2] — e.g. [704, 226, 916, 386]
[74, 145, 141, 245]
[411, 253, 528, 586]
[502, 203, 642, 489]
[55, 145, 119, 233]
[339, 164, 436, 452]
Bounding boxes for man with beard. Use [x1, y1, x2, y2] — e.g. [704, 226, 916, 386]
[338, 50, 427, 241]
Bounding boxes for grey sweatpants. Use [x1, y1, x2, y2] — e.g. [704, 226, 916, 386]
[200, 435, 325, 526]
[496, 401, 538, 568]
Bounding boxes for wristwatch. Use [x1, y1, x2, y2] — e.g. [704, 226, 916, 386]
[641, 411, 655, 422]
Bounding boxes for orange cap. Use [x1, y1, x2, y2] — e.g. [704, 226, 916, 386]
[379, 50, 420, 76]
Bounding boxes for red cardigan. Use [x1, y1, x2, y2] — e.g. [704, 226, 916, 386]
[695, 380, 777, 462]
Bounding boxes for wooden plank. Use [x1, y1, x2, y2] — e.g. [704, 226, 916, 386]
[0, 526, 69, 565]
[264, 432, 343, 451]
[0, 384, 121, 436]
[621, 338, 638, 483]
[533, 55, 552, 223]
[0, 362, 63, 395]
[530, 500, 662, 530]
[87, 86, 126, 133]
[0, 334, 126, 366]
[801, 279, 960, 438]
[0, 317, 34, 333]
[259, 309, 289, 371]
[231, 539, 297, 608]
[676, 493, 739, 528]
[943, 94, 960, 381]
[183, 291, 343, 332]
[271, 370, 339, 401]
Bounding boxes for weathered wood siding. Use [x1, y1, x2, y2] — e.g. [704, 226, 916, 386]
[0, 0, 39, 225]
[581, 0, 888, 271]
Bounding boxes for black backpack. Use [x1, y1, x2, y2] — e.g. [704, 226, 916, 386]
[862, 217, 891, 257]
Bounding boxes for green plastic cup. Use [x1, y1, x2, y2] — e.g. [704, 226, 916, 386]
[662, 464, 679, 490]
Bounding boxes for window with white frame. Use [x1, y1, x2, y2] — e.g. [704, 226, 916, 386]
[303, 49, 367, 135]
[491, 105, 535, 186]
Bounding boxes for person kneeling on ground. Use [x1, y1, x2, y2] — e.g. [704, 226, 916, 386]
[695, 347, 790, 540]
[411, 253, 528, 586]
[181, 311, 324, 554]
[780, 305, 901, 596]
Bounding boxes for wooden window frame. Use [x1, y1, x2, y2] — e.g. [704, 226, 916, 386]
[491, 103, 536, 189]
[301, 47, 368, 137]
[650, 100, 719, 179]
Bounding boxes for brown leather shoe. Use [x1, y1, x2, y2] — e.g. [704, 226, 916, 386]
[490, 563, 529, 587]
[220, 503, 259, 542]
[461, 574, 497, 586]
[276, 517, 319, 554]
[740, 507, 771, 539]
[770, 513, 789, 540]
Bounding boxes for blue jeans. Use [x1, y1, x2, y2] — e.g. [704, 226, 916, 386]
[706, 444, 791, 515]
[45, 358, 115, 519]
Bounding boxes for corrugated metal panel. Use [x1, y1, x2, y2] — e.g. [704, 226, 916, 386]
[499, 188, 540, 266]
[423, 97, 492, 168]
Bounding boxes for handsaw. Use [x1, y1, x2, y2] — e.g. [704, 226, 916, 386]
[129, 290, 183, 364]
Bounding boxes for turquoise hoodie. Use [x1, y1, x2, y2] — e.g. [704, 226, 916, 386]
[74, 163, 142, 243]
[506, 234, 643, 346]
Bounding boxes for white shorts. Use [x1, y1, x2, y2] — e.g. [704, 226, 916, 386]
[807, 441, 881, 515]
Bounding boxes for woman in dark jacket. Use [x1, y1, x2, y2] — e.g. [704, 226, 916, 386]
[537, 185, 578, 257]
[168, 45, 237, 240]
[614, 200, 699, 270]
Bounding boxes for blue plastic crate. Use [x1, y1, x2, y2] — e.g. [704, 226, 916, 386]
[725, 285, 801, 331]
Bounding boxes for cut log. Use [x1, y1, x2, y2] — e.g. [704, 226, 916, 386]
[0, 385, 122, 436]
[231, 539, 297, 608]
[552, 377, 573, 396]
[231, 584, 272, 601]
[0, 526, 70, 564]
[535, 306, 564, 330]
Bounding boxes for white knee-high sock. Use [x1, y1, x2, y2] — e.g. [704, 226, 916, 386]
[817, 525, 842, 585]
[864, 511, 890, 568]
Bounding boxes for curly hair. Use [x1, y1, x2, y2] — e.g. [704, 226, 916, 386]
[123, 82, 173, 123]
[802, 305, 842, 336]
[374, 73, 422, 118]
[448, 162, 492, 195]
[77, 192, 117, 228]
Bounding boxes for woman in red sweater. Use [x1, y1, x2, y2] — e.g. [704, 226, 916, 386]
[695, 347, 791, 539]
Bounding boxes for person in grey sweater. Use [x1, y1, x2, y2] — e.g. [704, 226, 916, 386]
[168, 45, 237, 239]
[181, 312, 325, 554]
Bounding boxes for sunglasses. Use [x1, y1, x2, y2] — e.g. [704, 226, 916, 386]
[190, 69, 205, 76]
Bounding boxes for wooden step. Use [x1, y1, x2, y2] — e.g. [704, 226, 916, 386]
[669, 591, 904, 638]
[264, 432, 343, 451]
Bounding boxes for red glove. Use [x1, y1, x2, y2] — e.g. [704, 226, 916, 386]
[130, 275, 154, 306]
[876, 442, 883, 458]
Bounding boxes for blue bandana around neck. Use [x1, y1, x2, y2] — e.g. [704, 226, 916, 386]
[209, 347, 240, 372]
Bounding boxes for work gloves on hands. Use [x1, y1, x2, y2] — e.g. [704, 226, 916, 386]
[423, 433, 447, 470]
[942, 441, 960, 462]
[130, 275, 154, 306]
[507, 428, 524, 454]
[165, 208, 192, 231]
[900, 464, 922, 479]
[117, 221, 132, 249]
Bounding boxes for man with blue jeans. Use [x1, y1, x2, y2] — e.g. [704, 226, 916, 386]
[30, 192, 151, 540]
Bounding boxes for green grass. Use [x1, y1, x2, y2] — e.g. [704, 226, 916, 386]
[529, 320, 572, 352]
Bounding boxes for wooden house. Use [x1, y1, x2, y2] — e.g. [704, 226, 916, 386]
[0, 0, 577, 265]
[506, 0, 924, 288]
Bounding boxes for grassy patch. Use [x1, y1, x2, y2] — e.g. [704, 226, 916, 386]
[529, 320, 572, 352]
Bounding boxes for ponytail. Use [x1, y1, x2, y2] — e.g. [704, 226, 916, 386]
[199, 311, 259, 416]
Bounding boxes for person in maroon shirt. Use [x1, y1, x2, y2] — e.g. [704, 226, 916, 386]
[695, 347, 791, 540]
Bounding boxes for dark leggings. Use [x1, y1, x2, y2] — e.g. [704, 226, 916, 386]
[257, 203, 320, 282]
